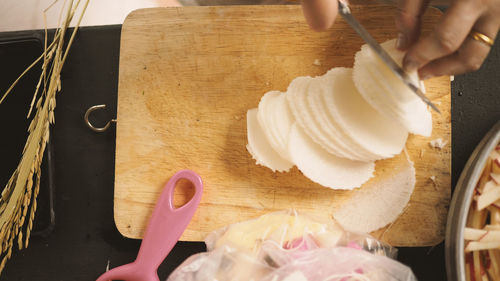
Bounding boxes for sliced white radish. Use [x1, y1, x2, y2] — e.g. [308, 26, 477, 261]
[303, 78, 376, 161]
[359, 41, 431, 135]
[464, 227, 500, 242]
[464, 227, 487, 241]
[355, 43, 426, 117]
[247, 108, 293, 172]
[353, 58, 407, 118]
[477, 185, 500, 211]
[286, 76, 352, 159]
[465, 241, 500, 252]
[319, 67, 408, 159]
[270, 93, 295, 159]
[482, 180, 498, 194]
[288, 123, 375, 190]
[353, 39, 432, 136]
[492, 173, 500, 185]
[485, 225, 500, 230]
[258, 91, 283, 155]
[333, 154, 416, 233]
[306, 77, 379, 161]
[257, 91, 294, 160]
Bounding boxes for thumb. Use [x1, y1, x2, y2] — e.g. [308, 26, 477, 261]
[395, 0, 430, 50]
[302, 0, 339, 31]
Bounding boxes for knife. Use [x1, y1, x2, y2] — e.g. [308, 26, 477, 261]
[337, 0, 440, 113]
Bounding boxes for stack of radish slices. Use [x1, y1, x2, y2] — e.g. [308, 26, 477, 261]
[247, 39, 431, 189]
[246, 39, 433, 232]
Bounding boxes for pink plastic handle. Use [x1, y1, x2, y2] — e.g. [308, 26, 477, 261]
[96, 170, 203, 281]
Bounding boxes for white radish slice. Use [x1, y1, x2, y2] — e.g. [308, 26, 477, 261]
[353, 54, 405, 117]
[353, 39, 432, 136]
[333, 154, 416, 232]
[288, 123, 375, 190]
[465, 241, 500, 252]
[314, 82, 387, 161]
[464, 228, 500, 242]
[271, 93, 296, 158]
[477, 187, 500, 211]
[352, 52, 407, 116]
[307, 81, 379, 161]
[356, 41, 432, 136]
[354, 46, 414, 116]
[304, 78, 377, 161]
[286, 77, 352, 159]
[353, 49, 432, 138]
[258, 91, 292, 160]
[320, 68, 408, 159]
[366, 40, 425, 103]
[247, 108, 294, 172]
[361, 54, 430, 130]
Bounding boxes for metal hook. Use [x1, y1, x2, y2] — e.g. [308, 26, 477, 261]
[84, 104, 117, 133]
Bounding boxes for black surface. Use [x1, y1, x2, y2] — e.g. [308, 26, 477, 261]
[0, 38, 42, 189]
[0, 25, 498, 281]
[0, 38, 55, 236]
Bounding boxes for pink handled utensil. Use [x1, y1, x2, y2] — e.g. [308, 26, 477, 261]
[96, 169, 203, 281]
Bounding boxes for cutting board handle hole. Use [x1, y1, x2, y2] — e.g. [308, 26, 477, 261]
[172, 178, 195, 209]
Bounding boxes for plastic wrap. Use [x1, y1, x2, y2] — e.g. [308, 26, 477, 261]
[167, 210, 416, 281]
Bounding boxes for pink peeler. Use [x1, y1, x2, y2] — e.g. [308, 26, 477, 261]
[96, 169, 203, 281]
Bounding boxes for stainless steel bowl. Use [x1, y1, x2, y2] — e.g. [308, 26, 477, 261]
[446, 120, 500, 281]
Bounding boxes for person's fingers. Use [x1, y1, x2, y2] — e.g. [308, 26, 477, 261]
[418, 13, 500, 78]
[395, 0, 430, 50]
[417, 38, 489, 78]
[402, 0, 486, 72]
[301, 0, 339, 31]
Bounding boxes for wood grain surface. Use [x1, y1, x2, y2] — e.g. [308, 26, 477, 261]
[115, 5, 451, 246]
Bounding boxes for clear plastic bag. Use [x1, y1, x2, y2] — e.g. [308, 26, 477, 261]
[260, 247, 416, 281]
[167, 210, 416, 281]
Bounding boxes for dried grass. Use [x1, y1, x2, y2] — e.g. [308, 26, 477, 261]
[0, 0, 89, 275]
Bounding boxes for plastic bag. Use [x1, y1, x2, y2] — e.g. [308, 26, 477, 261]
[167, 210, 416, 281]
[259, 247, 416, 281]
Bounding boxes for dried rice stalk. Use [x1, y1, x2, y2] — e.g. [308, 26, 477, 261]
[0, 0, 89, 275]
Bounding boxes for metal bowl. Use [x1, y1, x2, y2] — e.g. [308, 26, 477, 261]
[446, 120, 500, 281]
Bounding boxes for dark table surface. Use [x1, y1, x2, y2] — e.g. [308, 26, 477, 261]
[0, 24, 498, 281]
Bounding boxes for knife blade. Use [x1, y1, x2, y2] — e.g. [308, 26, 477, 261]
[337, 0, 440, 113]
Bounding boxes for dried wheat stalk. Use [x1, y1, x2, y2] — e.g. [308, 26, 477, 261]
[0, 0, 89, 274]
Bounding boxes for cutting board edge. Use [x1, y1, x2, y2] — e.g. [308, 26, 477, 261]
[113, 4, 451, 247]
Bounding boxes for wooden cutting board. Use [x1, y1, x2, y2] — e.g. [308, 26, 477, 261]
[115, 5, 451, 246]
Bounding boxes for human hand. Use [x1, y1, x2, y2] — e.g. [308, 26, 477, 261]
[301, 0, 499, 79]
[301, 0, 339, 31]
[396, 0, 500, 79]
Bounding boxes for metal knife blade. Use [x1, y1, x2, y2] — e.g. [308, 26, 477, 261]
[337, 0, 440, 113]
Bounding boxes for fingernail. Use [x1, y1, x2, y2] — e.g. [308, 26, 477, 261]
[396, 32, 408, 50]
